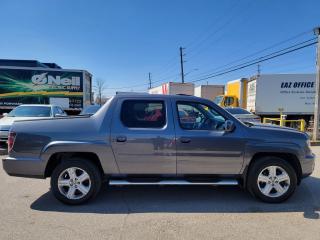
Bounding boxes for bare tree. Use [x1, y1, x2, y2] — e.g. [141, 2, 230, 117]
[93, 78, 107, 106]
[94, 96, 109, 105]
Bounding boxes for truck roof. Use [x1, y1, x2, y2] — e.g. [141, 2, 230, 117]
[0, 59, 91, 75]
[0, 59, 61, 69]
[115, 92, 202, 100]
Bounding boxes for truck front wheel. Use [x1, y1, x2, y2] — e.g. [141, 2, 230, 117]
[247, 156, 297, 203]
[50, 159, 102, 205]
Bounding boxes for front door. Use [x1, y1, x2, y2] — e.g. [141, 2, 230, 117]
[110, 97, 176, 174]
[174, 100, 245, 175]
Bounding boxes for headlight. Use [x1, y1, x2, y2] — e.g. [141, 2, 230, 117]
[305, 139, 312, 156]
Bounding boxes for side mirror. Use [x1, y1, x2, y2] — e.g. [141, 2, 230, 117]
[2, 113, 8, 117]
[54, 113, 65, 117]
[224, 120, 235, 132]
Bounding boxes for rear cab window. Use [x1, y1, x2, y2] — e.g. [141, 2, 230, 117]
[121, 100, 166, 128]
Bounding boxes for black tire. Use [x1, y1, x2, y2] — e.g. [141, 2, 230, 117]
[50, 159, 102, 205]
[247, 156, 297, 203]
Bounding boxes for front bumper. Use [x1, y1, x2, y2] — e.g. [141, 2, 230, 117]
[2, 156, 46, 179]
[301, 153, 315, 178]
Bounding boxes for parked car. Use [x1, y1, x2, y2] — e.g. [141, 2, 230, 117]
[79, 105, 101, 115]
[225, 107, 261, 123]
[0, 104, 67, 143]
[2, 94, 314, 205]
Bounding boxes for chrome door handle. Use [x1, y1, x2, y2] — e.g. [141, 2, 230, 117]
[116, 136, 127, 142]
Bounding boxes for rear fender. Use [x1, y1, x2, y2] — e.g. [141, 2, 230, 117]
[40, 141, 119, 174]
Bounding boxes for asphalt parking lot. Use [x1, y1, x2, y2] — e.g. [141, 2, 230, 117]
[0, 148, 319, 240]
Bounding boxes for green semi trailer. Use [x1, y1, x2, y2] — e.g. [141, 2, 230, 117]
[0, 59, 92, 114]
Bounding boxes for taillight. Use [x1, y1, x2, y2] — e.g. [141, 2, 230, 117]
[8, 131, 16, 153]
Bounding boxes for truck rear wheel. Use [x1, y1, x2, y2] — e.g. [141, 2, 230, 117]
[50, 159, 102, 205]
[247, 156, 297, 203]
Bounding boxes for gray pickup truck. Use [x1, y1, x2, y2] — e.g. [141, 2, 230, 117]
[2, 93, 315, 205]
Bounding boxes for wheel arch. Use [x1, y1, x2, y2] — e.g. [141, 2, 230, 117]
[242, 152, 302, 188]
[44, 152, 104, 178]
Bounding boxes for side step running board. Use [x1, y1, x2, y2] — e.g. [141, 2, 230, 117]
[109, 179, 238, 186]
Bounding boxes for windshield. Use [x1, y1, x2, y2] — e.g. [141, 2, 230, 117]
[80, 105, 101, 115]
[213, 96, 223, 105]
[225, 108, 251, 114]
[8, 106, 52, 117]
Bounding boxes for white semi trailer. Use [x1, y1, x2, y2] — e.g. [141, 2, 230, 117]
[246, 74, 316, 121]
[149, 82, 194, 95]
[194, 85, 225, 101]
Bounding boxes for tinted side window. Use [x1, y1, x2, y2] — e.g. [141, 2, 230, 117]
[121, 100, 166, 128]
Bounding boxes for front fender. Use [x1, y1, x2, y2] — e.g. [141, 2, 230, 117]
[241, 141, 303, 174]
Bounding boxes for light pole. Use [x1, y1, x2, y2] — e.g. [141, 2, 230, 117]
[313, 27, 320, 141]
[180, 47, 185, 83]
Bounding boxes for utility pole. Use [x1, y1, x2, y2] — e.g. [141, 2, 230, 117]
[313, 27, 320, 141]
[148, 72, 152, 89]
[180, 47, 185, 83]
[257, 64, 261, 77]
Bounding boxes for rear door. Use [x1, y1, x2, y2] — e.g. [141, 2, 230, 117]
[173, 99, 245, 174]
[110, 97, 176, 174]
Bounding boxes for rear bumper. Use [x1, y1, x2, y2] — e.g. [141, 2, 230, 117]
[2, 156, 46, 179]
[301, 153, 315, 178]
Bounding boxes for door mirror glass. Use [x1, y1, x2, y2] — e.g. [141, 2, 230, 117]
[224, 120, 235, 132]
[53, 107, 67, 117]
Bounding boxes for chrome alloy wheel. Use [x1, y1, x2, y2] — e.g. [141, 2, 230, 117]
[57, 167, 91, 200]
[257, 166, 290, 198]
